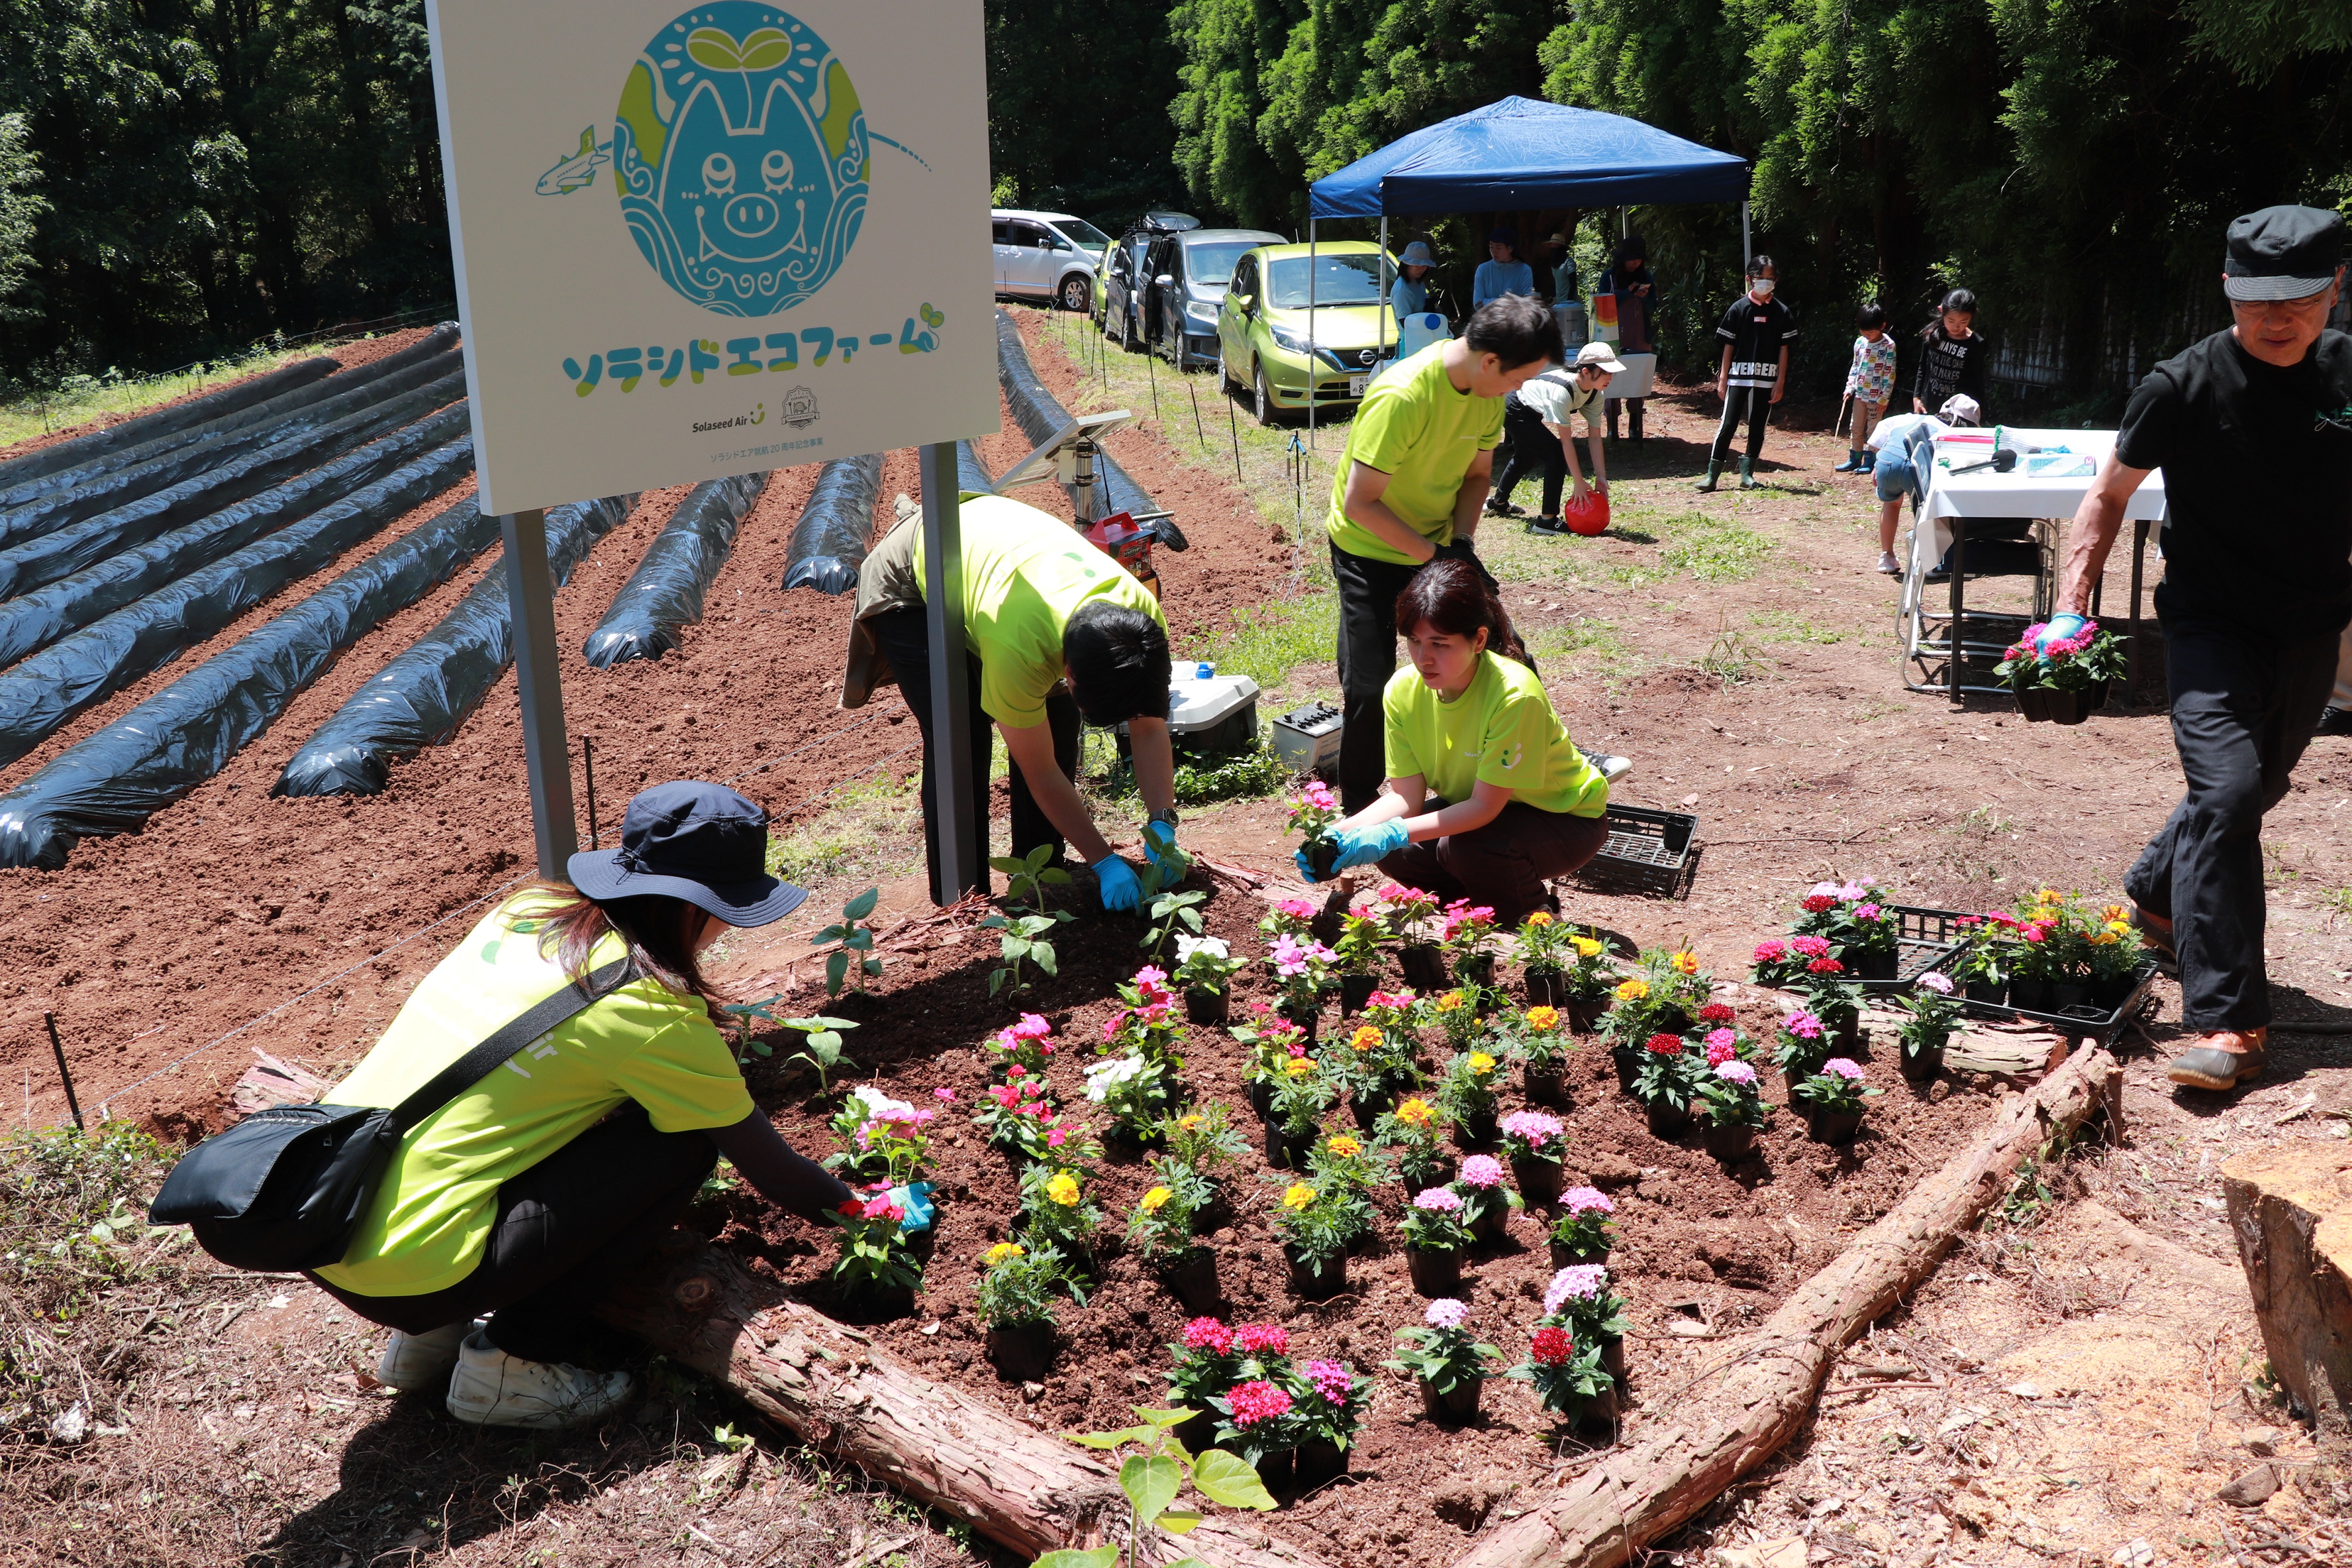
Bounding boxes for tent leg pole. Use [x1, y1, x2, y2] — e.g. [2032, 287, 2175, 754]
[1308, 219, 1317, 450]
[919, 443, 981, 901]
[1742, 200, 1752, 268]
[500, 507, 579, 882]
[1378, 216, 1388, 363]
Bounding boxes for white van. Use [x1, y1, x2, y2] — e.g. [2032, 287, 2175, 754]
[991, 208, 1115, 312]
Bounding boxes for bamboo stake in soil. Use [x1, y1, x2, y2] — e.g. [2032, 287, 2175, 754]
[594, 1237, 1336, 1568]
[1451, 1045, 2124, 1568]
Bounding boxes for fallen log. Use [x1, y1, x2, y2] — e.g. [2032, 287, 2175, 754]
[1451, 1044, 2122, 1568]
[2220, 1143, 2352, 1441]
[594, 1237, 1335, 1568]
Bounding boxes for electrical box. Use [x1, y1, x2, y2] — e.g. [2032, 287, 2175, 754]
[1272, 700, 1343, 775]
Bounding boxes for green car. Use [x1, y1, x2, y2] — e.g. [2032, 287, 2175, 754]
[1215, 241, 1400, 424]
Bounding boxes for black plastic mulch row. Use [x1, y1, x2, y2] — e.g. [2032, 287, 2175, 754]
[0, 356, 339, 494]
[586, 469, 769, 665]
[781, 453, 880, 595]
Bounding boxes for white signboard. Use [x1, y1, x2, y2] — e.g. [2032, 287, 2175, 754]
[424, 1, 999, 515]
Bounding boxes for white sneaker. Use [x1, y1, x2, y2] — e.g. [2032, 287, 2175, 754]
[1591, 753, 1634, 784]
[375, 1320, 472, 1393]
[1875, 551, 1902, 575]
[444, 1329, 635, 1430]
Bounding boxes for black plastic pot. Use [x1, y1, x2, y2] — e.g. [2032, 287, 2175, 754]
[1184, 986, 1229, 1025]
[1611, 1045, 1642, 1092]
[1523, 1065, 1566, 1108]
[1549, 1238, 1610, 1271]
[1265, 1120, 1317, 1169]
[2051, 981, 2090, 1011]
[1567, 998, 1606, 1033]
[1700, 1121, 1756, 1162]
[1286, 1245, 1346, 1300]
[1644, 1099, 1693, 1138]
[1279, 1004, 1320, 1044]
[2010, 978, 2052, 1011]
[1350, 1090, 1392, 1133]
[1829, 1017, 1861, 1054]
[1465, 1203, 1506, 1245]
[1405, 1245, 1462, 1297]
[1854, 949, 1899, 981]
[854, 1285, 917, 1320]
[1294, 1439, 1346, 1490]
[1305, 839, 1340, 880]
[1576, 1383, 1620, 1434]
[985, 1321, 1055, 1381]
[2012, 673, 2109, 726]
[1422, 1378, 1483, 1424]
[1601, 1336, 1627, 1382]
[1455, 952, 1495, 987]
[1524, 968, 1566, 1008]
[1453, 1109, 1498, 1150]
[2089, 973, 2135, 1008]
[1807, 1107, 1864, 1145]
[1247, 1079, 1274, 1118]
[1900, 1044, 1945, 1084]
[1339, 972, 1378, 1016]
[1964, 976, 2007, 1006]
[1511, 1154, 1564, 1204]
[1161, 1248, 1221, 1313]
[1255, 1447, 1295, 1490]
[1400, 943, 1448, 991]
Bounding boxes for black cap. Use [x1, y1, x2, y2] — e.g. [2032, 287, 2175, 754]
[567, 780, 806, 927]
[2223, 205, 2345, 301]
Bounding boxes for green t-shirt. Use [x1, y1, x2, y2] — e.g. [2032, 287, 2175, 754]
[1381, 651, 1609, 817]
[1325, 342, 1505, 566]
[913, 494, 1167, 726]
[312, 896, 753, 1297]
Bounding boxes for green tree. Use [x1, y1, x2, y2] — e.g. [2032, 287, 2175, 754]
[987, 0, 1187, 232]
[0, 111, 45, 323]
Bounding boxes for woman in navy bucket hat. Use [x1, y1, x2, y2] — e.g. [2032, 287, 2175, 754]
[304, 781, 875, 1430]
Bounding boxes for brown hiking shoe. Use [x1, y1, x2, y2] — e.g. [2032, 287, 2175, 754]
[2166, 1029, 2267, 1090]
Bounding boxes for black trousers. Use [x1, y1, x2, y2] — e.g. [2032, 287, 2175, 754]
[1331, 543, 1427, 815]
[1604, 396, 1645, 440]
[2123, 621, 2339, 1031]
[867, 606, 1082, 905]
[1493, 399, 1567, 516]
[1708, 386, 1771, 466]
[310, 1104, 715, 1369]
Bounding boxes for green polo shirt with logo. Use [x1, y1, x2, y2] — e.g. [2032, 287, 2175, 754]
[313, 895, 753, 1297]
[1381, 652, 1608, 816]
[1325, 341, 1505, 565]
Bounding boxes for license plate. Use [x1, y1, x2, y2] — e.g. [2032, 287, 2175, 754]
[1348, 374, 1369, 398]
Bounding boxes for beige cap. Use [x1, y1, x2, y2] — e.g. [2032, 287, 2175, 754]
[1574, 341, 1627, 374]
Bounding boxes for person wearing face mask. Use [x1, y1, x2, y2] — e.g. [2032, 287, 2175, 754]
[1595, 235, 1657, 442]
[2043, 205, 2351, 1094]
[1697, 255, 1800, 492]
[1291, 560, 1611, 925]
[1325, 295, 1562, 813]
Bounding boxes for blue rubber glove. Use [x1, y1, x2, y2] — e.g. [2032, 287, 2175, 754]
[2034, 613, 2089, 657]
[1142, 818, 1179, 872]
[1294, 846, 1322, 883]
[888, 1181, 937, 1234]
[1332, 818, 1409, 870]
[1093, 853, 1142, 912]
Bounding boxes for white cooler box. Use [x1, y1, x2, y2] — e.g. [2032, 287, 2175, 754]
[1118, 667, 1261, 755]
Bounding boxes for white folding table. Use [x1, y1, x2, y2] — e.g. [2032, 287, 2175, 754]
[1898, 427, 2168, 701]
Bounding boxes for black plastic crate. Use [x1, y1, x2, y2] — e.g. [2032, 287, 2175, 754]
[1883, 905, 2161, 1041]
[1575, 805, 1699, 900]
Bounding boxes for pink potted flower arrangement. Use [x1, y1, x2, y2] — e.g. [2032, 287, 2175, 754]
[1292, 1357, 1371, 1488]
[1542, 1262, 1632, 1416]
[1269, 933, 1337, 1039]
[1499, 1109, 1567, 1204]
[1773, 1010, 1830, 1083]
[1398, 1186, 1472, 1295]
[1996, 618, 2126, 725]
[1382, 1298, 1500, 1425]
[1440, 900, 1498, 986]
[1896, 970, 1963, 1082]
[1692, 1057, 1770, 1163]
[1259, 895, 1319, 943]
[1450, 1153, 1520, 1243]
[1793, 1057, 1881, 1144]
[1372, 883, 1448, 990]
[982, 1011, 1055, 1079]
[1547, 1185, 1615, 1268]
[1289, 779, 1344, 880]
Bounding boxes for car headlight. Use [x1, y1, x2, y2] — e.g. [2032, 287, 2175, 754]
[1184, 300, 1216, 326]
[1268, 325, 1309, 354]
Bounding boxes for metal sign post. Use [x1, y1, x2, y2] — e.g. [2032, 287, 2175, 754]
[500, 507, 579, 880]
[918, 442, 981, 899]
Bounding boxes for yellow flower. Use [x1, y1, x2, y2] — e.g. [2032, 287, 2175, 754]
[986, 1242, 1025, 1265]
[1468, 1050, 1498, 1075]
[1615, 979, 1650, 1002]
[1525, 1005, 1560, 1032]
[1046, 1171, 1081, 1207]
[1139, 1186, 1173, 1212]
[1327, 1134, 1362, 1158]
[2089, 930, 2119, 946]
[1177, 1114, 1203, 1131]
[1395, 1097, 1433, 1127]
[2037, 887, 2060, 905]
[1524, 911, 1555, 927]
[1670, 951, 1699, 975]
[1349, 1025, 1382, 1053]
[2105, 920, 2133, 936]
[1436, 990, 1466, 1012]
[1283, 1057, 1314, 1078]
[1281, 1183, 1316, 1211]
[1571, 936, 1603, 959]
[2100, 904, 2129, 924]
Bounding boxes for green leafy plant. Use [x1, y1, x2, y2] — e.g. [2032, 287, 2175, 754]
[1507, 1326, 1615, 1416]
[1044, 1407, 1276, 1568]
[1384, 1303, 1499, 1398]
[982, 845, 1074, 997]
[1371, 1096, 1451, 1189]
[975, 1239, 1087, 1329]
[1018, 1163, 1105, 1255]
[813, 887, 884, 997]
[1137, 843, 1206, 962]
[724, 995, 862, 1087]
[1897, 974, 1966, 1062]
[1270, 1178, 1362, 1271]
[1793, 1058, 1883, 1116]
[827, 1193, 922, 1296]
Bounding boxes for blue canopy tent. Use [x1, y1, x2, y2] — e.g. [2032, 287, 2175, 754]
[1299, 96, 1752, 435]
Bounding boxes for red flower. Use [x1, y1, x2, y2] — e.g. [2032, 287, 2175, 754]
[1235, 1324, 1289, 1355]
[1227, 1380, 1294, 1427]
[1643, 1033, 1684, 1056]
[1807, 957, 1845, 975]
[1801, 894, 1838, 913]
[1697, 1003, 1736, 1024]
[1182, 1317, 1234, 1354]
[1531, 1326, 1574, 1366]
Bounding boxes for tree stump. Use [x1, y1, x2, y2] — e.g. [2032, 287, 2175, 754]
[2220, 1143, 2352, 1439]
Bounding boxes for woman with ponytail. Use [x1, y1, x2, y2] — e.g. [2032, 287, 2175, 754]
[1294, 560, 1613, 923]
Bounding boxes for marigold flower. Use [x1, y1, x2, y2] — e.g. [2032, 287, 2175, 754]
[1644, 1032, 1684, 1056]
[1525, 1005, 1560, 1032]
[1282, 1183, 1317, 1211]
[1395, 1097, 1433, 1126]
[2104, 919, 2133, 936]
[1423, 1298, 1469, 1329]
[1531, 1325, 1575, 1366]
[1468, 1050, 1497, 1074]
[1572, 935, 1604, 959]
[1615, 979, 1649, 1002]
[1326, 1134, 1362, 1158]
[986, 1242, 1026, 1265]
[1349, 1025, 1382, 1053]
[1283, 1057, 1313, 1078]
[1525, 911, 1555, 927]
[2089, 930, 2120, 946]
[1177, 1113, 1203, 1131]
[1459, 1154, 1504, 1188]
[2100, 904, 2129, 924]
[1436, 990, 1466, 1012]
[1234, 1324, 1289, 1355]
[1140, 1186, 1173, 1212]
[1227, 1379, 1293, 1427]
[1670, 951, 1699, 975]
[1182, 1317, 1234, 1354]
[1560, 1186, 1613, 1215]
[1045, 1170, 1081, 1207]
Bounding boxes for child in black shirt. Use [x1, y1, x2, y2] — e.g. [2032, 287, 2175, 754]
[1697, 255, 1800, 491]
[1912, 288, 1988, 414]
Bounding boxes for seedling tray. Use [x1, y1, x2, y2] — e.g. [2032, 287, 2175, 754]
[1575, 805, 1698, 900]
[1883, 904, 2161, 1041]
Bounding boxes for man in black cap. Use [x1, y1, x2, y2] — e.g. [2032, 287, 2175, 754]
[2049, 204, 2351, 1092]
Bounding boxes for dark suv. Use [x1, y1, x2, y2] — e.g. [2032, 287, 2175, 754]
[1099, 212, 1197, 350]
[1142, 227, 1286, 369]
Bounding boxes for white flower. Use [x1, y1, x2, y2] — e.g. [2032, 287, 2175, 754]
[848, 1085, 916, 1123]
[1917, 971, 1954, 995]
[1174, 934, 1229, 964]
[1082, 1055, 1146, 1102]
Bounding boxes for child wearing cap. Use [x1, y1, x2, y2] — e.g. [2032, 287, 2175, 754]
[1836, 303, 1898, 473]
[1472, 228, 1534, 310]
[1489, 341, 1623, 532]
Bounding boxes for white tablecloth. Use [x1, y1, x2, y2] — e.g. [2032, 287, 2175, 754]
[1600, 352, 1656, 400]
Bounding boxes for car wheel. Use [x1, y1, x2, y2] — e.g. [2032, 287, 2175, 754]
[1058, 275, 1090, 312]
[1216, 347, 1237, 396]
[1119, 308, 1137, 353]
[1254, 364, 1280, 427]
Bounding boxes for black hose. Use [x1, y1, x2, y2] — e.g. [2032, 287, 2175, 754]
[583, 469, 769, 666]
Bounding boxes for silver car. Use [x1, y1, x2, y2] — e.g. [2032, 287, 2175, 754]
[992, 208, 1115, 312]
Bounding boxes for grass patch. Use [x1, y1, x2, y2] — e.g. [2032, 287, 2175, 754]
[765, 767, 922, 886]
[1210, 592, 1339, 693]
[2324, 887, 2352, 916]
[1, 342, 321, 451]
[1087, 738, 1295, 815]
[1749, 608, 1846, 645]
[1525, 614, 1637, 688]
[1607, 509, 1776, 587]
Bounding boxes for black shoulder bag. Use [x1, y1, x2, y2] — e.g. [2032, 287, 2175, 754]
[151, 959, 633, 1273]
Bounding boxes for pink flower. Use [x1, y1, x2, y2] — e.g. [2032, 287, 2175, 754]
[1501, 1110, 1562, 1147]
[1823, 1057, 1866, 1081]
[1133, 965, 1168, 989]
[1918, 971, 1954, 995]
[1300, 780, 1335, 811]
[1754, 940, 1788, 963]
[1807, 881, 1843, 900]
[1704, 1028, 1738, 1065]
[1458, 1155, 1504, 1188]
[1791, 935, 1832, 959]
[1714, 1060, 1758, 1086]
[1011, 1012, 1052, 1039]
[1270, 933, 1308, 976]
[1412, 1187, 1464, 1213]
[1560, 1186, 1613, 1216]
[1545, 1265, 1609, 1314]
[1853, 903, 1882, 921]
[1182, 1317, 1234, 1354]
[859, 1195, 904, 1223]
[1423, 1298, 1468, 1330]
[1785, 1012, 1823, 1039]
[1302, 1359, 1352, 1406]
[1046, 1128, 1067, 1147]
[2020, 925, 2048, 943]
[1235, 1324, 1289, 1355]
[933, 1087, 957, 1102]
[1227, 1380, 1293, 1427]
[1275, 899, 1317, 922]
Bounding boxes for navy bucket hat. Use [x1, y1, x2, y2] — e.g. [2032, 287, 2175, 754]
[568, 780, 806, 926]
